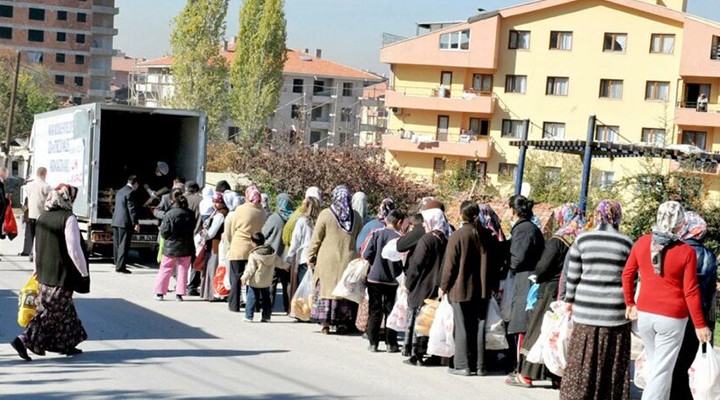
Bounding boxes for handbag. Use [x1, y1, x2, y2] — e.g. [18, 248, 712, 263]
[193, 246, 207, 271]
[3, 197, 17, 240]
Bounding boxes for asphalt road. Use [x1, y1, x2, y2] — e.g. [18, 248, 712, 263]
[0, 222, 560, 400]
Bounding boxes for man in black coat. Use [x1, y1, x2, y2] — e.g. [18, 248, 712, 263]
[112, 175, 140, 274]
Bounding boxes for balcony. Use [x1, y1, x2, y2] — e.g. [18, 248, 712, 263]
[90, 47, 116, 56]
[386, 86, 495, 114]
[92, 5, 120, 15]
[91, 26, 119, 36]
[675, 102, 720, 128]
[381, 129, 492, 158]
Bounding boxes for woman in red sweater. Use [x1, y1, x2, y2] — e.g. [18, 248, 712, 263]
[622, 201, 712, 400]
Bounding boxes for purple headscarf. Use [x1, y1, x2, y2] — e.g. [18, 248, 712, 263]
[478, 204, 505, 241]
[330, 185, 355, 233]
[594, 200, 623, 227]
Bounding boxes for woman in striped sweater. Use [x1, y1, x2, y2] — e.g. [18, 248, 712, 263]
[560, 200, 634, 400]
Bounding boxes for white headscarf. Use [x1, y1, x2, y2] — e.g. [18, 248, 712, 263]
[199, 186, 215, 217]
[305, 186, 323, 205]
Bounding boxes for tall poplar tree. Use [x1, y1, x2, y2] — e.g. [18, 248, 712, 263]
[230, 0, 287, 146]
[170, 0, 230, 141]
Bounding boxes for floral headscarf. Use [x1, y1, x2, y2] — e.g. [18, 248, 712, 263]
[45, 184, 78, 211]
[212, 192, 227, 209]
[421, 208, 452, 237]
[651, 201, 686, 275]
[377, 198, 395, 220]
[594, 200, 623, 227]
[223, 191, 242, 211]
[330, 185, 355, 233]
[555, 203, 585, 245]
[276, 193, 294, 222]
[245, 185, 261, 205]
[478, 204, 505, 241]
[682, 211, 707, 241]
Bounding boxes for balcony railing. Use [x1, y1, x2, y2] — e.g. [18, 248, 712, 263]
[391, 85, 492, 100]
[677, 101, 720, 113]
[390, 128, 481, 144]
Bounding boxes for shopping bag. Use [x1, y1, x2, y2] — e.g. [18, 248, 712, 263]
[331, 258, 368, 303]
[485, 297, 509, 350]
[194, 232, 206, 256]
[526, 308, 555, 364]
[499, 270, 515, 322]
[634, 350, 648, 390]
[289, 269, 313, 321]
[689, 343, 720, 400]
[387, 289, 410, 332]
[17, 274, 39, 327]
[381, 238, 407, 264]
[414, 298, 439, 337]
[427, 296, 454, 357]
[213, 265, 230, 297]
[192, 246, 207, 271]
[3, 201, 18, 240]
[542, 301, 573, 377]
[219, 238, 231, 290]
[355, 293, 370, 332]
[525, 282, 539, 311]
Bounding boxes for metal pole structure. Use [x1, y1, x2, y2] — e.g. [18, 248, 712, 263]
[514, 119, 531, 196]
[4, 51, 21, 168]
[579, 114, 597, 214]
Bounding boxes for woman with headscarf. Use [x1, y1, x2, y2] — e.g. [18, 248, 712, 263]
[622, 202, 711, 400]
[262, 193, 294, 313]
[260, 193, 271, 216]
[670, 211, 718, 400]
[356, 197, 395, 253]
[403, 207, 449, 366]
[509, 203, 584, 388]
[307, 185, 362, 335]
[11, 184, 88, 361]
[200, 193, 229, 301]
[286, 196, 321, 298]
[506, 195, 545, 372]
[198, 186, 216, 222]
[351, 192, 371, 226]
[282, 187, 322, 251]
[560, 200, 633, 400]
[224, 185, 267, 313]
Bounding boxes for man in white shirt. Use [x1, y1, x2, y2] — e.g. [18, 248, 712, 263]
[21, 167, 52, 260]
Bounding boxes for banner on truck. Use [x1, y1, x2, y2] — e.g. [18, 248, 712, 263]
[33, 113, 85, 187]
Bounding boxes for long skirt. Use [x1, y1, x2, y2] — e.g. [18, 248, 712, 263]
[24, 284, 87, 355]
[560, 322, 631, 400]
[201, 251, 219, 300]
[519, 280, 559, 380]
[310, 282, 355, 326]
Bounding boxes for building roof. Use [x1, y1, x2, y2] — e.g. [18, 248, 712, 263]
[363, 81, 388, 99]
[138, 56, 174, 67]
[112, 56, 141, 72]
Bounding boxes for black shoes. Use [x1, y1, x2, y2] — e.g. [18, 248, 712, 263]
[11, 337, 31, 361]
[64, 347, 83, 356]
[386, 345, 401, 353]
[116, 268, 132, 274]
[187, 289, 200, 296]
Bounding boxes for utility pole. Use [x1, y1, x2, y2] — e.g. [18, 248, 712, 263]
[4, 50, 21, 168]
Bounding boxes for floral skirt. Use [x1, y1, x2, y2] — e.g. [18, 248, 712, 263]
[310, 282, 355, 326]
[24, 284, 87, 355]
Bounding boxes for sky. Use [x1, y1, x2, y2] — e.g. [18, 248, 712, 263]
[114, 0, 720, 76]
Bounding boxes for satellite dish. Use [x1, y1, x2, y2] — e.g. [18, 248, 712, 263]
[521, 182, 531, 197]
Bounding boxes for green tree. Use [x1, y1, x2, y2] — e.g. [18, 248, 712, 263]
[169, 0, 230, 141]
[0, 50, 59, 140]
[229, 0, 287, 146]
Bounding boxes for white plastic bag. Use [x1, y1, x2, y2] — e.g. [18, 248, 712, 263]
[689, 343, 720, 400]
[381, 238, 407, 264]
[634, 350, 648, 390]
[485, 297, 509, 350]
[526, 309, 555, 364]
[219, 238, 231, 290]
[427, 296, 454, 358]
[331, 259, 368, 303]
[290, 270, 314, 321]
[542, 301, 573, 377]
[387, 289, 410, 332]
[499, 270, 515, 322]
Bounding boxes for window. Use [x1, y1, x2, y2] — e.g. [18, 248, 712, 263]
[433, 158, 446, 175]
[712, 36, 720, 60]
[74, 76, 84, 87]
[509, 30, 530, 49]
[290, 105, 300, 119]
[76, 34, 85, 44]
[505, 75, 527, 93]
[472, 74, 493, 93]
[56, 32, 66, 42]
[0, 5, 13, 18]
[311, 107, 323, 121]
[28, 8, 45, 21]
[342, 82, 353, 97]
[650, 34, 675, 54]
[292, 78, 303, 93]
[546, 77, 569, 96]
[439, 29, 470, 50]
[466, 161, 487, 177]
[56, 53, 65, 63]
[599, 79, 623, 99]
[340, 108, 352, 122]
[543, 122, 566, 139]
[227, 126, 239, 139]
[594, 171, 615, 190]
[309, 131, 322, 145]
[313, 80, 325, 95]
[603, 33, 627, 52]
[28, 30, 44, 42]
[55, 75, 65, 85]
[595, 125, 619, 142]
[437, 115, 449, 140]
[502, 119, 525, 138]
[75, 55, 85, 65]
[549, 31, 572, 50]
[681, 131, 707, 150]
[498, 163, 518, 180]
[77, 13, 87, 22]
[645, 81, 670, 101]
[0, 27, 11, 39]
[57, 10, 67, 21]
[468, 118, 489, 135]
[27, 52, 43, 63]
[641, 128, 666, 146]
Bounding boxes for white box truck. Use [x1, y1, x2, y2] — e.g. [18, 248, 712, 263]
[29, 103, 207, 254]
